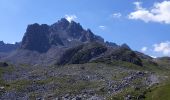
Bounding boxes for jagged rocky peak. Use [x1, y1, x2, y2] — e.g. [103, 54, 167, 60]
[51, 18, 70, 30]
[50, 18, 83, 32]
[66, 21, 84, 38]
[105, 41, 118, 47]
[121, 43, 131, 50]
[20, 18, 104, 53]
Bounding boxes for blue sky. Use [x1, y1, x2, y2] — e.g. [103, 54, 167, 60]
[0, 0, 170, 57]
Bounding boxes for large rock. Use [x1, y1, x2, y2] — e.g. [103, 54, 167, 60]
[0, 62, 8, 67]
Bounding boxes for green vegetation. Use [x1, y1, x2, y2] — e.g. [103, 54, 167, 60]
[111, 60, 143, 70]
[145, 84, 170, 100]
[52, 77, 104, 95]
[108, 86, 147, 100]
[0, 60, 169, 99]
[0, 63, 31, 92]
[6, 79, 32, 91]
[70, 42, 107, 64]
[0, 65, 15, 86]
[112, 72, 129, 81]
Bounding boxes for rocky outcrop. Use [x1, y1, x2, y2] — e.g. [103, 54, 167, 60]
[0, 62, 8, 67]
[105, 41, 118, 47]
[56, 42, 107, 65]
[94, 46, 143, 66]
[56, 42, 142, 66]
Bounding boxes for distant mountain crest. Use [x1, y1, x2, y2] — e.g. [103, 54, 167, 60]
[0, 41, 20, 53]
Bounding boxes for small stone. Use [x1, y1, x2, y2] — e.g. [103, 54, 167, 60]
[137, 94, 145, 99]
[0, 86, 5, 90]
[75, 97, 82, 100]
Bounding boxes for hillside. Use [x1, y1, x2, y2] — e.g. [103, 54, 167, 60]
[0, 18, 170, 100]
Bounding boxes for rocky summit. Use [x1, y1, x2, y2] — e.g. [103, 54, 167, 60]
[21, 18, 104, 53]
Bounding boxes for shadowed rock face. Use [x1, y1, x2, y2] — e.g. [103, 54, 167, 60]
[21, 18, 104, 53]
[21, 23, 50, 53]
[56, 42, 107, 65]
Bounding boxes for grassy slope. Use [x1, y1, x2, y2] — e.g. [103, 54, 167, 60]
[107, 59, 170, 100]
[144, 58, 170, 100]
[0, 58, 170, 99]
[145, 84, 170, 100]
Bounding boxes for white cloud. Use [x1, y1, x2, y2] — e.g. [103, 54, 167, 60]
[150, 55, 157, 58]
[112, 13, 122, 18]
[65, 15, 77, 22]
[128, 1, 170, 24]
[99, 26, 106, 30]
[141, 47, 148, 52]
[153, 41, 170, 56]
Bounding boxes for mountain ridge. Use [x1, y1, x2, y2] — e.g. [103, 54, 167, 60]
[0, 18, 151, 66]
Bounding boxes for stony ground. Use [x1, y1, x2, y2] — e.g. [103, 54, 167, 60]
[0, 63, 162, 100]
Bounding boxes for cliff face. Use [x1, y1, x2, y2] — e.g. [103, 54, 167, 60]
[21, 18, 104, 53]
[21, 24, 50, 53]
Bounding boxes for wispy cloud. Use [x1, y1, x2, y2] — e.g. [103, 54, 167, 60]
[133, 2, 143, 10]
[128, 1, 170, 24]
[141, 47, 148, 52]
[153, 41, 170, 56]
[99, 26, 106, 30]
[111, 13, 122, 18]
[65, 15, 77, 22]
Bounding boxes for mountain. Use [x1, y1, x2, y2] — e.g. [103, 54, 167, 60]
[21, 18, 104, 53]
[1, 18, 170, 100]
[1, 18, 143, 66]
